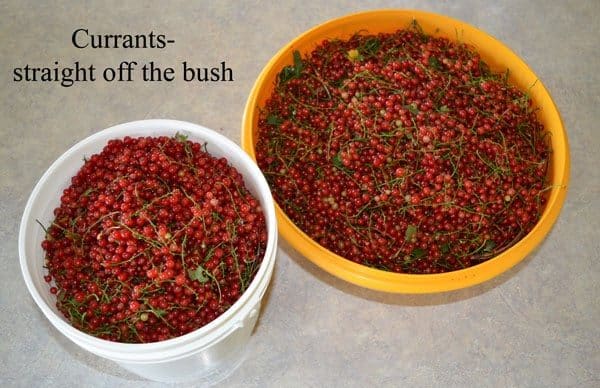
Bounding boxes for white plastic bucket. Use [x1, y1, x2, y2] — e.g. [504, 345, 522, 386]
[19, 120, 278, 384]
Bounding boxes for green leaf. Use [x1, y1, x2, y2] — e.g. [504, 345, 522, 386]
[406, 103, 419, 115]
[332, 153, 344, 169]
[438, 105, 450, 113]
[188, 266, 209, 283]
[347, 49, 363, 62]
[153, 309, 166, 318]
[293, 50, 303, 78]
[405, 224, 417, 242]
[279, 50, 304, 84]
[441, 243, 451, 254]
[267, 114, 283, 127]
[410, 19, 425, 36]
[428, 56, 442, 71]
[411, 247, 426, 259]
[360, 37, 381, 57]
[483, 240, 496, 253]
[278, 66, 296, 83]
[174, 132, 188, 142]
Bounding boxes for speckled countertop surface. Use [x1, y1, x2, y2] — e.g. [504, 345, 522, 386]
[1, 1, 598, 387]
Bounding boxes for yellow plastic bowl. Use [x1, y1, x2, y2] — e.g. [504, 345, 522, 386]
[242, 9, 569, 293]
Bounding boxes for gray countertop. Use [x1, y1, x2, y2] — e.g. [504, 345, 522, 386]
[1, 1, 598, 387]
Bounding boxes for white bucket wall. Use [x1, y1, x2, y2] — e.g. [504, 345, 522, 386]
[19, 120, 277, 384]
